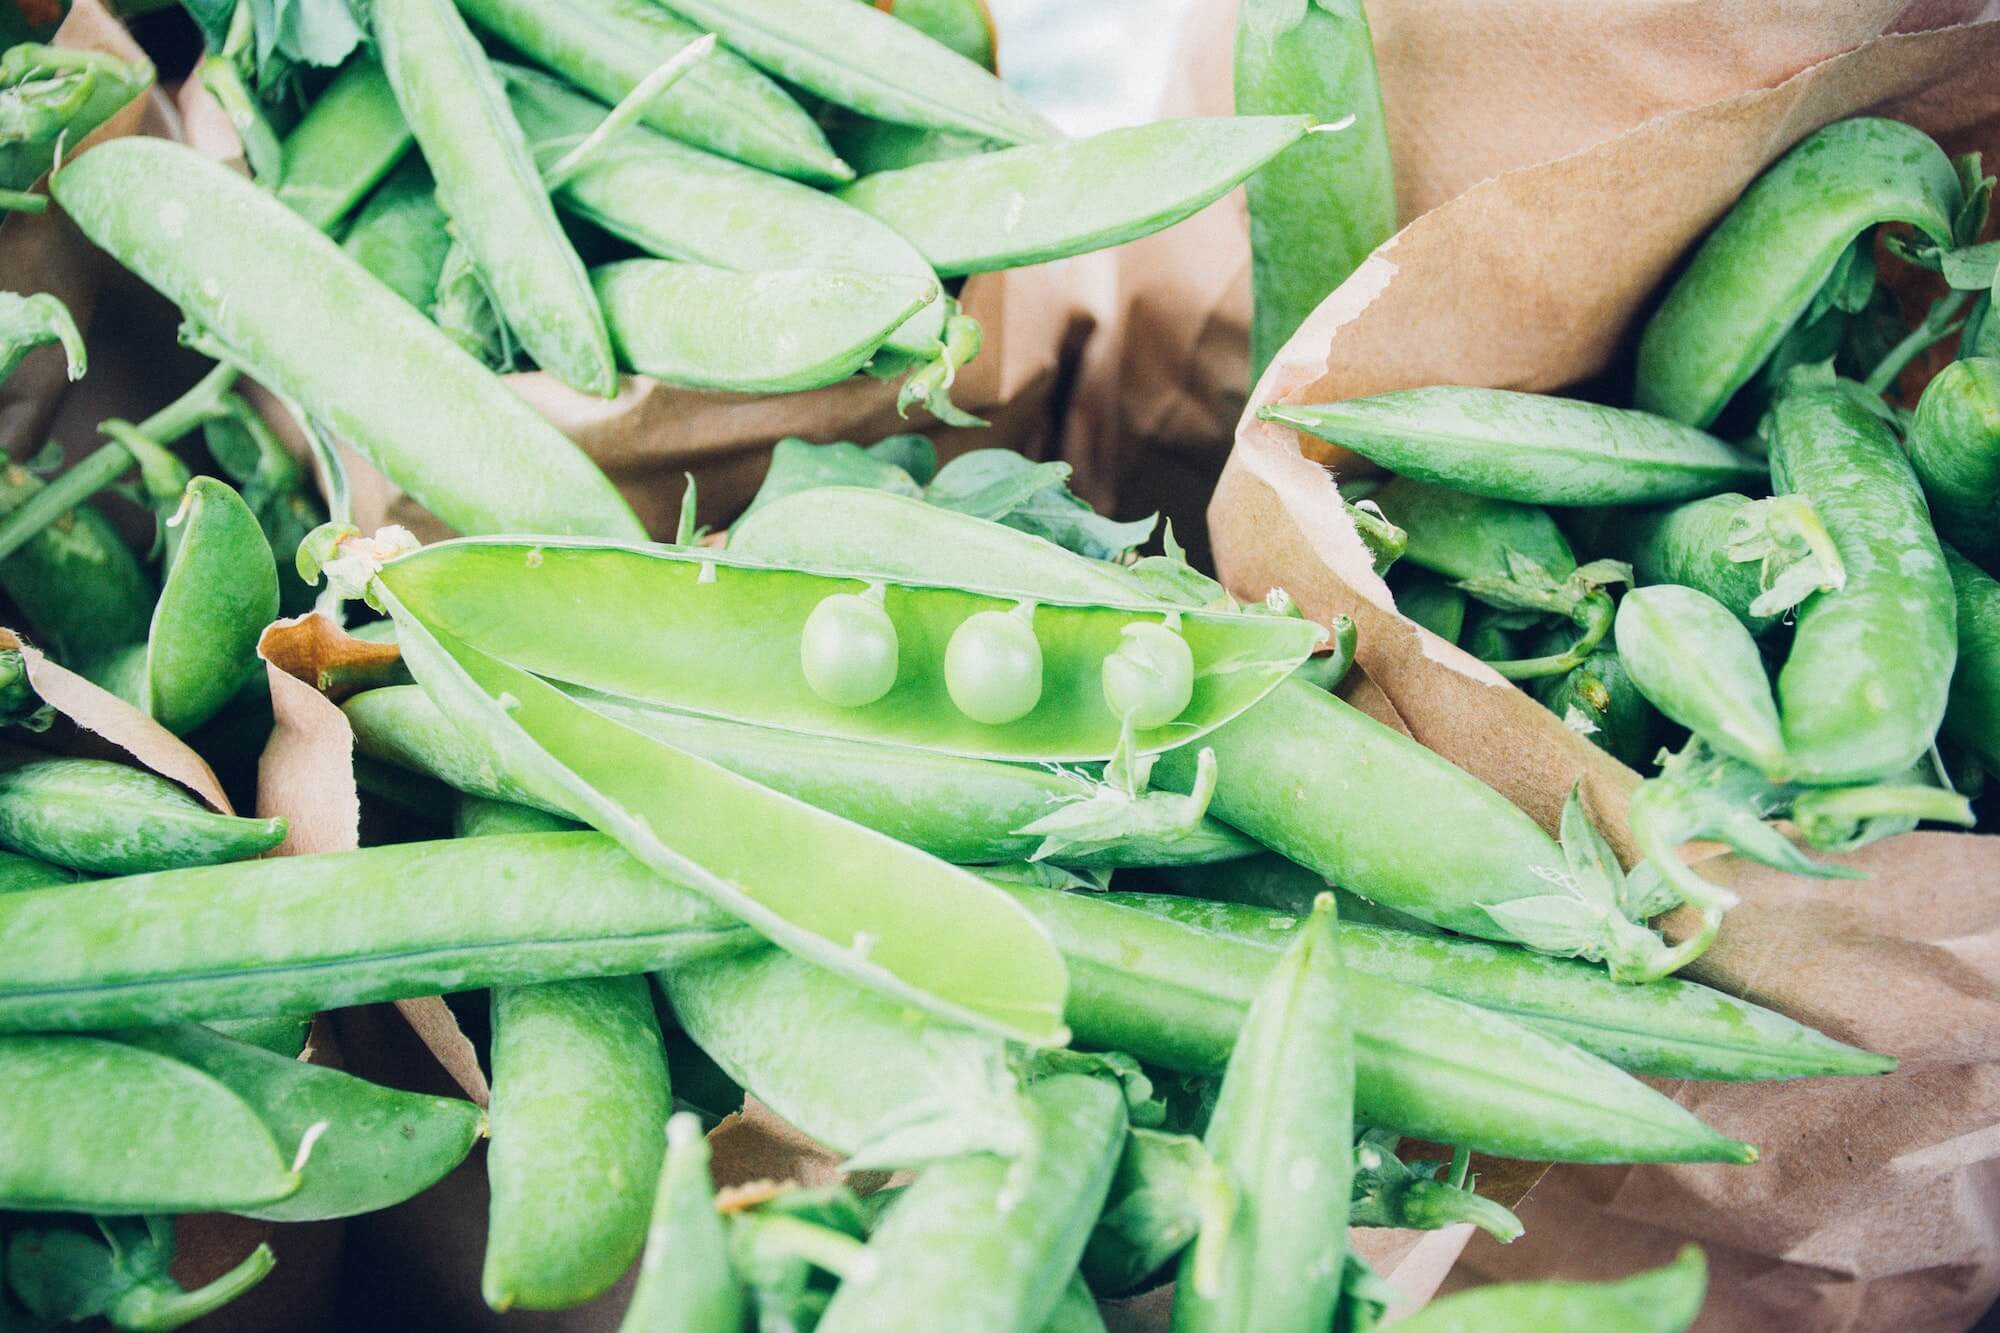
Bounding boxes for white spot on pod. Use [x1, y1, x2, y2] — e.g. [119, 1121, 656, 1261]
[525, 547, 544, 569]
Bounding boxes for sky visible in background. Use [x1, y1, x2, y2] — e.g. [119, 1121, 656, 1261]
[987, 0, 1201, 135]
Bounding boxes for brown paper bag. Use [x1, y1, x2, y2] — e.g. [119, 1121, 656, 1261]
[1148, 3, 2000, 1326]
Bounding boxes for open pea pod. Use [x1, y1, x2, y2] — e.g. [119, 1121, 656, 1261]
[377, 581, 1071, 1044]
[375, 538, 1321, 763]
[1636, 117, 1961, 426]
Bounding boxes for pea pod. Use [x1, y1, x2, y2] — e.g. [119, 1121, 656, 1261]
[0, 849, 75, 893]
[1391, 1245, 1707, 1333]
[1171, 895, 1350, 1333]
[1080, 1127, 1222, 1295]
[0, 1034, 297, 1212]
[273, 55, 412, 231]
[501, 65, 945, 359]
[1103, 889, 1887, 1082]
[0, 461, 153, 667]
[831, 118, 999, 175]
[112, 1023, 482, 1223]
[1907, 356, 2000, 570]
[657, 0, 1055, 145]
[1637, 117, 1960, 426]
[0, 832, 753, 1032]
[1768, 382, 1956, 783]
[816, 1074, 1127, 1333]
[998, 882, 1756, 1163]
[1154, 853, 1438, 934]
[340, 157, 452, 308]
[1600, 493, 1778, 633]
[51, 139, 644, 541]
[1534, 645, 1657, 769]
[375, 536, 1320, 763]
[1265, 387, 1763, 506]
[371, 0, 615, 396]
[0, 44, 153, 192]
[345, 684, 1259, 866]
[836, 117, 1313, 277]
[593, 260, 935, 393]
[1235, 0, 1396, 379]
[619, 1112, 745, 1333]
[1389, 568, 1467, 643]
[0, 755, 284, 874]
[1944, 545, 2000, 776]
[457, 0, 846, 183]
[1614, 584, 1785, 776]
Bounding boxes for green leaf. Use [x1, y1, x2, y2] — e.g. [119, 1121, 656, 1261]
[1939, 240, 2000, 291]
[925, 449, 1074, 520]
[1725, 494, 1847, 618]
[867, 433, 938, 485]
[0, 291, 83, 384]
[740, 437, 924, 520]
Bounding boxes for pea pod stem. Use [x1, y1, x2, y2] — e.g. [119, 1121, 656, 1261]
[1863, 287, 1970, 394]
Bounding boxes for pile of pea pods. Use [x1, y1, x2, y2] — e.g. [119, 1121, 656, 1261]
[0, 1, 1968, 1329]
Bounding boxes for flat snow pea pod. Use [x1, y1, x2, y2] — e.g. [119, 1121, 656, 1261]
[1391, 1245, 1707, 1333]
[836, 117, 1314, 277]
[50, 140, 644, 541]
[1106, 890, 1890, 1082]
[1768, 383, 1956, 783]
[374, 536, 1320, 763]
[0, 850, 77, 893]
[273, 55, 412, 231]
[0, 1034, 297, 1212]
[1171, 895, 1350, 1333]
[345, 684, 1259, 867]
[112, 1023, 482, 1223]
[0, 832, 753, 1032]
[1615, 585, 1786, 777]
[0, 755, 284, 874]
[816, 1074, 1127, 1333]
[117, 477, 279, 736]
[0, 44, 153, 193]
[996, 882, 1755, 1162]
[593, 260, 935, 393]
[1262, 388, 1764, 506]
[656, 0, 1054, 145]
[1943, 545, 2000, 776]
[1236, 0, 1397, 380]
[662, 946, 1033, 1168]
[1907, 355, 2000, 569]
[1637, 117, 1960, 426]
[370, 0, 616, 397]
[501, 65, 945, 358]
[0, 461, 153, 666]
[619, 1112, 746, 1333]
[457, 0, 847, 184]
[483, 977, 669, 1311]
[339, 157, 452, 310]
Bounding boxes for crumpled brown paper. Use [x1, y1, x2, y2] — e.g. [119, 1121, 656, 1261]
[1094, 1, 2000, 1327]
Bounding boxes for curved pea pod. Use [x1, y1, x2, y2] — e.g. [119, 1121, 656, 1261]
[1264, 388, 1764, 506]
[0, 291, 84, 382]
[376, 537, 1321, 763]
[1534, 645, 1657, 769]
[0, 832, 754, 1031]
[1108, 890, 1889, 1082]
[998, 882, 1756, 1163]
[0, 44, 153, 193]
[837, 117, 1313, 277]
[346, 684, 1258, 867]
[483, 977, 668, 1311]
[0, 461, 153, 666]
[1236, 0, 1396, 380]
[1944, 546, 2000, 776]
[657, 0, 1053, 145]
[663, 946, 1034, 1169]
[0, 1034, 298, 1212]
[341, 156, 452, 309]
[1171, 895, 1350, 1333]
[112, 1023, 482, 1223]
[1768, 383, 1956, 783]
[501, 66, 944, 361]
[816, 1074, 1127, 1333]
[1907, 356, 2000, 570]
[1637, 117, 1960, 426]
[274, 56, 412, 231]
[370, 0, 615, 397]
[0, 755, 284, 874]
[1391, 1245, 1707, 1333]
[457, 0, 846, 184]
[1614, 585, 1786, 777]
[619, 1112, 746, 1333]
[114, 478, 279, 736]
[593, 261, 935, 393]
[52, 141, 642, 542]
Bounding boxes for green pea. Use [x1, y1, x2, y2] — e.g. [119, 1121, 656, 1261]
[1906, 356, 2000, 570]
[946, 605, 1044, 724]
[1102, 622, 1195, 728]
[0, 755, 285, 875]
[1389, 1245, 1707, 1332]
[273, 55, 413, 232]
[798, 589, 901, 707]
[1614, 584, 1786, 777]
